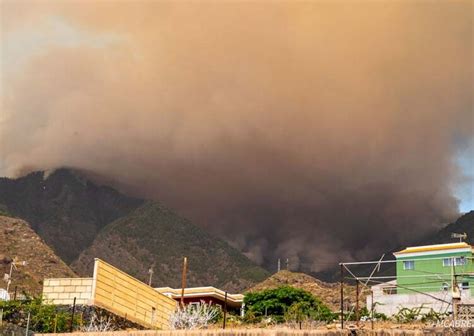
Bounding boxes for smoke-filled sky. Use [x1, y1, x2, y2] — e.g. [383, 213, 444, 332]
[1, 1, 473, 271]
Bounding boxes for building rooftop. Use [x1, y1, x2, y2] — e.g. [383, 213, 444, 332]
[394, 242, 472, 256]
[154, 286, 244, 307]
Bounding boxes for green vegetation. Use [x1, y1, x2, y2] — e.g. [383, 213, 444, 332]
[393, 305, 447, 323]
[244, 286, 336, 323]
[0, 298, 80, 333]
[357, 306, 388, 321]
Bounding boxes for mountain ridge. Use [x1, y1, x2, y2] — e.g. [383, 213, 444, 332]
[0, 169, 269, 291]
[72, 201, 269, 291]
[0, 169, 144, 263]
[0, 215, 77, 295]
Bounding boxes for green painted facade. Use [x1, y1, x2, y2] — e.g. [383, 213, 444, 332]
[396, 250, 474, 295]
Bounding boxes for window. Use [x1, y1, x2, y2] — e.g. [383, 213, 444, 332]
[403, 260, 414, 270]
[443, 257, 467, 267]
[457, 257, 467, 266]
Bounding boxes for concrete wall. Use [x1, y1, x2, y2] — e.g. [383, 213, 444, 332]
[42, 278, 93, 305]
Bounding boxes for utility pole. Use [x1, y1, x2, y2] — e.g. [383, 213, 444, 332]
[371, 291, 374, 330]
[286, 258, 289, 271]
[355, 280, 360, 325]
[180, 257, 187, 307]
[277, 259, 281, 272]
[69, 297, 76, 332]
[340, 263, 344, 329]
[223, 291, 228, 329]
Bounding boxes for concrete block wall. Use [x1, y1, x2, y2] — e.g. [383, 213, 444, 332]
[42, 278, 93, 305]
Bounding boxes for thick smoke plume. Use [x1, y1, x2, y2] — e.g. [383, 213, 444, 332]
[1, 1, 472, 271]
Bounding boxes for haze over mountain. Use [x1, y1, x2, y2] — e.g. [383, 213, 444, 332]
[0, 169, 269, 290]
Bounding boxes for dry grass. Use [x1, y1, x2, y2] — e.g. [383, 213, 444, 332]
[34, 326, 468, 336]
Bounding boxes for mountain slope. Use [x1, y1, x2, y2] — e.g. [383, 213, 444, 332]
[0, 169, 144, 263]
[72, 202, 269, 292]
[0, 215, 76, 295]
[416, 210, 474, 245]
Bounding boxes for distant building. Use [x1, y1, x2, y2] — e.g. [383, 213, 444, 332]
[368, 242, 474, 316]
[394, 242, 473, 294]
[155, 286, 244, 314]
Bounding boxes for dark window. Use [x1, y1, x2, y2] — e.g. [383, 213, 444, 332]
[403, 260, 414, 270]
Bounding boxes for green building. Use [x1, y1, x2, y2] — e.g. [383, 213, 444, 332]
[394, 242, 474, 295]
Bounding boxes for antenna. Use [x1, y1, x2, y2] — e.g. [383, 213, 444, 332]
[148, 266, 154, 286]
[451, 232, 467, 243]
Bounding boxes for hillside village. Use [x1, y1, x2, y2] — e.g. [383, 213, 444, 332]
[1, 171, 474, 335]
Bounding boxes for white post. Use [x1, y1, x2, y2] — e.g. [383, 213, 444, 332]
[25, 311, 30, 336]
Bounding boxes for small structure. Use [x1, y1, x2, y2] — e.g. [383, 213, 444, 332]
[42, 259, 177, 329]
[155, 286, 244, 313]
[368, 242, 474, 316]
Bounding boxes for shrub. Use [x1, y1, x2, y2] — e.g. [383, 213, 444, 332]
[393, 306, 423, 323]
[0, 298, 79, 333]
[359, 306, 388, 321]
[244, 286, 335, 323]
[170, 302, 220, 330]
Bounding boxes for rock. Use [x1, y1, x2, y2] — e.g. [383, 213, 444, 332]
[0, 254, 13, 264]
[4, 227, 15, 234]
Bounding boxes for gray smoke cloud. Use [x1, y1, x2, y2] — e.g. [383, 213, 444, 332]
[1, 1, 472, 271]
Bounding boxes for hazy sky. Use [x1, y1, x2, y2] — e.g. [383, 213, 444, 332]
[1, 1, 472, 270]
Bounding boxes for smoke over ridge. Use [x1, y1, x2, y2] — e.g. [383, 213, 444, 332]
[1, 1, 472, 271]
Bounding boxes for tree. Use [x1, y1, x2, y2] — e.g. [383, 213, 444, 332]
[244, 286, 335, 323]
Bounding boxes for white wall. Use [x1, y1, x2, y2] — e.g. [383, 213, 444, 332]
[367, 289, 473, 317]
